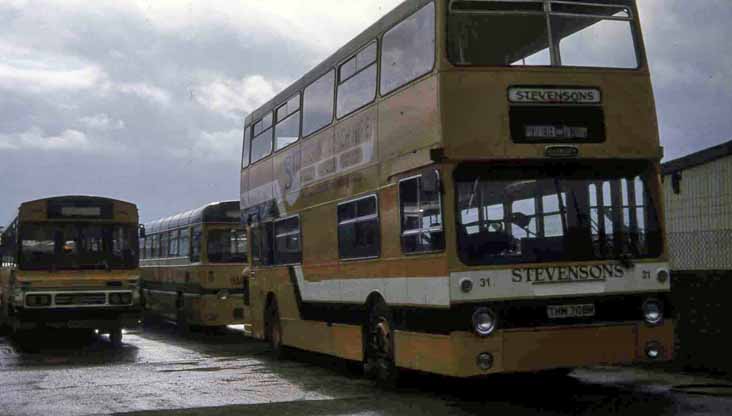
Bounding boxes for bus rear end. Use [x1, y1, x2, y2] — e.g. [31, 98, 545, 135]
[0, 196, 142, 346]
[427, 0, 672, 376]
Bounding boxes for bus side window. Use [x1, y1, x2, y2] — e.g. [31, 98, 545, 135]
[160, 232, 169, 259]
[169, 230, 179, 257]
[337, 42, 377, 119]
[190, 226, 202, 262]
[302, 70, 335, 137]
[338, 195, 380, 260]
[145, 235, 153, 259]
[399, 171, 444, 254]
[275, 94, 301, 151]
[274, 216, 301, 265]
[251, 113, 274, 164]
[242, 125, 251, 169]
[179, 228, 190, 258]
[380, 2, 435, 96]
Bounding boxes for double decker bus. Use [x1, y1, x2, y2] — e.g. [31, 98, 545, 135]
[0, 196, 141, 346]
[239, 0, 672, 382]
[140, 201, 247, 330]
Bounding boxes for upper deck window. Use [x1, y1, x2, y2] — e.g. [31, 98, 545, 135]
[241, 126, 251, 169]
[275, 94, 301, 151]
[302, 70, 335, 137]
[251, 113, 273, 163]
[380, 2, 435, 95]
[447, 0, 639, 69]
[337, 42, 378, 118]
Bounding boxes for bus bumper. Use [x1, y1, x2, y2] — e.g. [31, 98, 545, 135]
[395, 320, 674, 378]
[10, 307, 143, 331]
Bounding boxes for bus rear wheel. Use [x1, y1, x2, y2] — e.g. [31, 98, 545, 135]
[364, 299, 399, 386]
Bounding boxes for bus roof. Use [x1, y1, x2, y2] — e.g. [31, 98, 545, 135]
[244, 0, 433, 127]
[144, 201, 241, 234]
[14, 195, 139, 224]
[19, 195, 136, 208]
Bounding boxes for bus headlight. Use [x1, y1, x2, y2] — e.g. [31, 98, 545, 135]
[109, 293, 121, 305]
[119, 293, 132, 305]
[642, 298, 663, 325]
[472, 307, 497, 336]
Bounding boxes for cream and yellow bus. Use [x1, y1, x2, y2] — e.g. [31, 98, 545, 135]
[0, 196, 142, 346]
[140, 201, 247, 330]
[239, 0, 672, 382]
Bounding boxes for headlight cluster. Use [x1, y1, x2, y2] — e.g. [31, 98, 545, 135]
[26, 294, 51, 307]
[642, 298, 664, 325]
[109, 292, 133, 305]
[472, 307, 497, 336]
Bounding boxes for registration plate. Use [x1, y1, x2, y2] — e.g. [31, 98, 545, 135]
[547, 304, 596, 319]
[525, 125, 589, 140]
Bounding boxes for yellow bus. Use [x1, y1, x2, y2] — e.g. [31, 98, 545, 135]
[0, 196, 142, 346]
[239, 0, 672, 382]
[140, 201, 247, 330]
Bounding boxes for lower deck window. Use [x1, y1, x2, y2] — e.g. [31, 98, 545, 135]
[399, 171, 444, 253]
[455, 162, 662, 265]
[338, 195, 379, 259]
[274, 217, 301, 265]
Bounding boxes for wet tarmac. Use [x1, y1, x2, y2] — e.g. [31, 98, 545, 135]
[1, 324, 732, 416]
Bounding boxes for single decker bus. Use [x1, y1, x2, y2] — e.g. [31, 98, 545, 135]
[140, 201, 247, 330]
[0, 196, 142, 346]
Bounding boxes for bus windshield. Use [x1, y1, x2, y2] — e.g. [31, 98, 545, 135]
[455, 162, 662, 266]
[19, 223, 138, 270]
[447, 0, 639, 68]
[207, 228, 247, 263]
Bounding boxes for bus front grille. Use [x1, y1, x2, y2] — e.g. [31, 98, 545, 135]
[54, 293, 107, 306]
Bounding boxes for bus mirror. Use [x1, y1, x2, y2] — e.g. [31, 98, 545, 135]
[139, 225, 147, 238]
[423, 171, 440, 194]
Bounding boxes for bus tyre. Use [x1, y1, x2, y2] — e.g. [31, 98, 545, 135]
[365, 300, 400, 387]
[176, 295, 190, 334]
[265, 299, 288, 360]
[110, 329, 123, 348]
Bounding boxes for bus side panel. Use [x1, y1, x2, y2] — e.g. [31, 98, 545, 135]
[378, 74, 441, 167]
[248, 267, 300, 339]
[282, 320, 363, 361]
[440, 70, 660, 161]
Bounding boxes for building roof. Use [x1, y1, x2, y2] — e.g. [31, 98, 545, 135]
[662, 139, 732, 175]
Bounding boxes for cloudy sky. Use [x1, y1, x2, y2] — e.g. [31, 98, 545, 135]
[0, 0, 730, 224]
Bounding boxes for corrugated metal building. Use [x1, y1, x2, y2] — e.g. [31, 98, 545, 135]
[662, 139, 732, 373]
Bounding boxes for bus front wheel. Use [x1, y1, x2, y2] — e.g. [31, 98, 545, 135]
[265, 298, 287, 359]
[364, 299, 399, 386]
